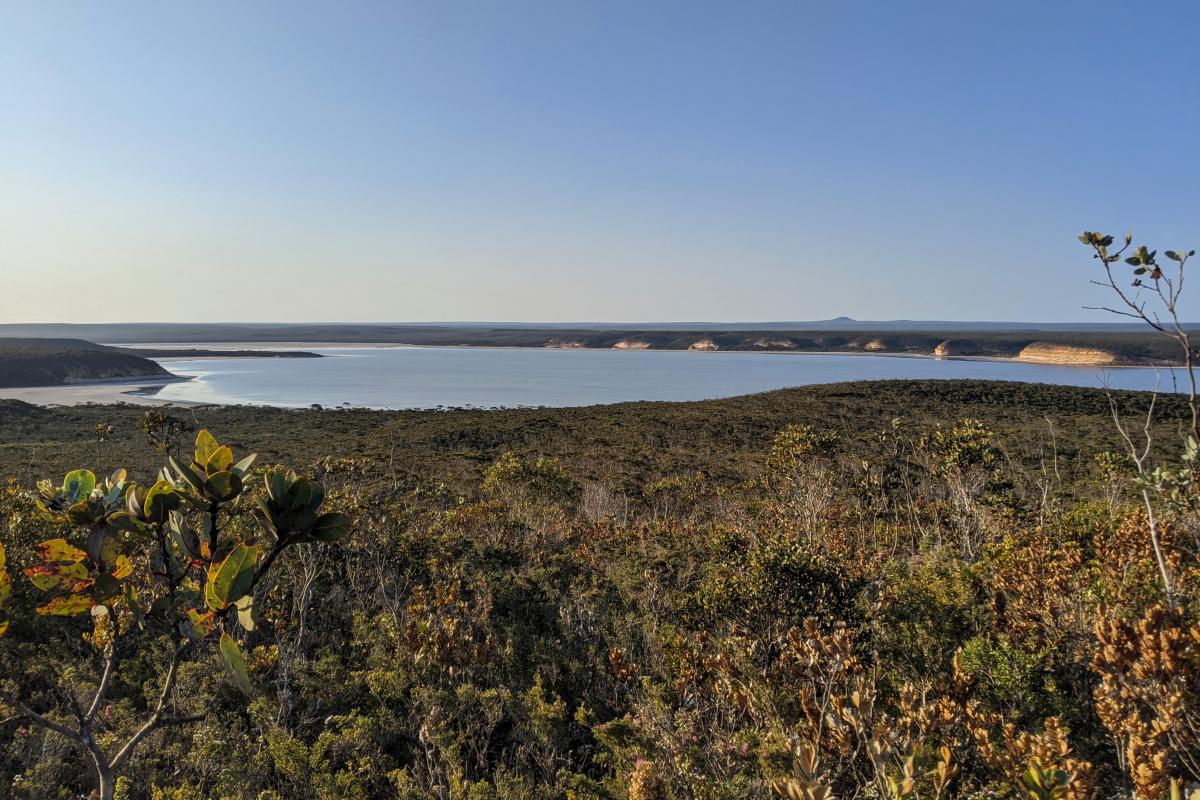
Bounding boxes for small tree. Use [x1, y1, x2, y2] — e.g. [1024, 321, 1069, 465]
[138, 409, 193, 460]
[0, 429, 350, 799]
[1079, 231, 1197, 607]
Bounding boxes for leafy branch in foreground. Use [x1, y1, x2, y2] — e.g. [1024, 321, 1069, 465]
[0, 429, 350, 800]
[1080, 231, 1198, 438]
[1080, 230, 1198, 609]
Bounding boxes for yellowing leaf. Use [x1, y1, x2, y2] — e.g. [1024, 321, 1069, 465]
[194, 430, 220, 469]
[184, 608, 216, 639]
[112, 555, 134, 580]
[207, 445, 234, 473]
[25, 561, 92, 592]
[37, 594, 95, 616]
[34, 539, 87, 563]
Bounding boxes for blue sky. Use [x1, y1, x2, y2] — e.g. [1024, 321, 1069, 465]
[2, 1, 1197, 323]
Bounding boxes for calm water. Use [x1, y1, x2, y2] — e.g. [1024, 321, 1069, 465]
[148, 346, 1185, 409]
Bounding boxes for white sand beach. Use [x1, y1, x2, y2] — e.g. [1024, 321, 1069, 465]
[0, 378, 198, 407]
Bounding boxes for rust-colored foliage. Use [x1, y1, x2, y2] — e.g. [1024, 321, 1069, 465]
[1092, 606, 1200, 796]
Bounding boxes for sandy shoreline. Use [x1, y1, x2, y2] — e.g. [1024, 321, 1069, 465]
[113, 341, 408, 351]
[0, 378, 201, 407]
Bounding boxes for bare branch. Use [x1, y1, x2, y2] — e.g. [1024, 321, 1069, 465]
[1, 692, 84, 744]
[86, 652, 117, 723]
[109, 641, 193, 771]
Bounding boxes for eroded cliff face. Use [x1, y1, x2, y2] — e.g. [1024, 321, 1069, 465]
[688, 339, 719, 351]
[934, 340, 971, 357]
[612, 340, 651, 350]
[1017, 341, 1120, 365]
[753, 338, 797, 349]
[864, 339, 887, 351]
[544, 339, 584, 348]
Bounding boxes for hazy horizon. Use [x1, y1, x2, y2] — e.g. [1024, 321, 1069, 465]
[4, 317, 1199, 332]
[3, 1, 1197, 324]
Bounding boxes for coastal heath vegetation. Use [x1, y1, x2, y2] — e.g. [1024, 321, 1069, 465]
[0, 231, 1196, 798]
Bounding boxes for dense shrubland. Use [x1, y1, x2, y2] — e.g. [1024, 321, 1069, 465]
[1, 231, 1198, 798]
[0, 400, 1197, 799]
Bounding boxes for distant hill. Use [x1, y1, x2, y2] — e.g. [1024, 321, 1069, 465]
[2, 318, 1200, 344]
[0, 338, 173, 388]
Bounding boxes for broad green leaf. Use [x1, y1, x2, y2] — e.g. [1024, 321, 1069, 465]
[104, 471, 126, 505]
[284, 478, 318, 511]
[204, 471, 243, 503]
[169, 514, 202, 559]
[62, 469, 96, 504]
[143, 480, 182, 522]
[267, 472, 289, 503]
[194, 430, 220, 468]
[169, 456, 206, 493]
[85, 525, 121, 566]
[205, 544, 259, 611]
[67, 500, 99, 525]
[108, 512, 146, 534]
[231, 454, 257, 477]
[169, 455, 206, 494]
[91, 574, 121, 602]
[278, 508, 317, 537]
[311, 512, 351, 542]
[255, 498, 280, 536]
[219, 631, 253, 695]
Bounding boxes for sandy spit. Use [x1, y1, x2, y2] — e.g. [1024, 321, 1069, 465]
[0, 378, 201, 407]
